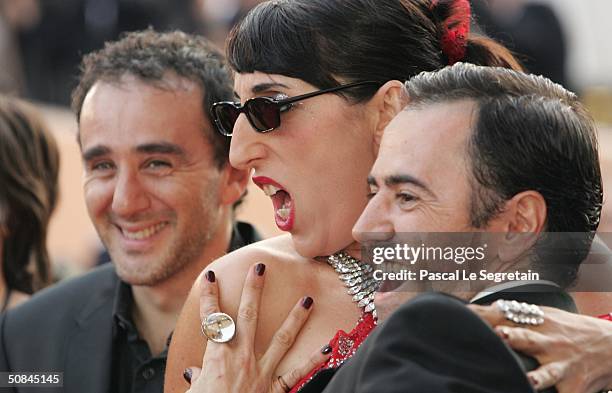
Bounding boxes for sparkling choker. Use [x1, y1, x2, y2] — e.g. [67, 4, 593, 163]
[327, 252, 379, 318]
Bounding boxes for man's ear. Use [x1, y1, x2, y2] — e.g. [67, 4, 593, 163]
[370, 80, 408, 151]
[497, 191, 547, 262]
[218, 164, 250, 207]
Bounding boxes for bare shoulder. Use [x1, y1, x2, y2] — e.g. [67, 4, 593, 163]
[209, 233, 301, 274]
[206, 234, 307, 314]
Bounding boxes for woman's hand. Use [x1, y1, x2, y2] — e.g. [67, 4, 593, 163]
[469, 303, 612, 393]
[184, 263, 331, 393]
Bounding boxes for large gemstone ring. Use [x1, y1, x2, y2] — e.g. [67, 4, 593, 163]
[201, 312, 236, 343]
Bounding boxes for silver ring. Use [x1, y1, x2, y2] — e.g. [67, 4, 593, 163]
[496, 299, 544, 326]
[201, 312, 236, 343]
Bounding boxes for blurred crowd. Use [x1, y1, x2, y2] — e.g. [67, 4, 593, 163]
[0, 0, 265, 105]
[0, 0, 572, 107]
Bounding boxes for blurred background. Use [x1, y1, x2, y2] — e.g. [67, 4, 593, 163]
[1, 0, 611, 280]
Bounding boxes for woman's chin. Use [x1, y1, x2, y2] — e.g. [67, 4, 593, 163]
[291, 237, 321, 259]
[291, 232, 353, 259]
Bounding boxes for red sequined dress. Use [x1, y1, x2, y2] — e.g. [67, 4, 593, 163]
[289, 252, 379, 393]
[289, 312, 377, 393]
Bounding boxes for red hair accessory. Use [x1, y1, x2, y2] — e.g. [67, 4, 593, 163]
[430, 0, 471, 65]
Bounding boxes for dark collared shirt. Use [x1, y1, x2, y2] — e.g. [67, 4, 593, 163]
[110, 221, 261, 393]
[112, 282, 167, 393]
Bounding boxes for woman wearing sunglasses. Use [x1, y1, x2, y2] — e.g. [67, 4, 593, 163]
[165, 0, 523, 392]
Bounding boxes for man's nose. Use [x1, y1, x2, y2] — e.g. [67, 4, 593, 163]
[353, 194, 395, 243]
[111, 169, 150, 218]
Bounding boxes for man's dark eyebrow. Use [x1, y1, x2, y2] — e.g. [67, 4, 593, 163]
[367, 175, 378, 186]
[135, 142, 186, 156]
[385, 174, 433, 194]
[82, 145, 110, 162]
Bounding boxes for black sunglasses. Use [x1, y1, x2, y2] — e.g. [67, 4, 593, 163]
[211, 81, 380, 136]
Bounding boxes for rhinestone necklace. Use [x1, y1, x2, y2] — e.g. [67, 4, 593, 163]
[327, 252, 379, 319]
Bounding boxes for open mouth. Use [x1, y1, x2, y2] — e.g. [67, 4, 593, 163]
[253, 176, 295, 231]
[120, 222, 168, 241]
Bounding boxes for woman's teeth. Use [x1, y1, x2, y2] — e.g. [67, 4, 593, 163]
[277, 207, 290, 220]
[122, 222, 168, 240]
[276, 197, 292, 220]
[263, 184, 281, 196]
[262, 183, 291, 221]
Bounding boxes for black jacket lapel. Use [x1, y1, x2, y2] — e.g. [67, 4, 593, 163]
[64, 274, 116, 393]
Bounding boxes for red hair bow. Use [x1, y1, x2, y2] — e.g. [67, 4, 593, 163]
[431, 0, 471, 65]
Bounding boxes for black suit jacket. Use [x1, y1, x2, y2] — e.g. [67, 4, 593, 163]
[0, 221, 260, 393]
[302, 286, 575, 393]
[0, 264, 117, 393]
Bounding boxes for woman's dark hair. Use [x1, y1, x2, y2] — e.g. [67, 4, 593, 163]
[0, 96, 59, 293]
[227, 0, 523, 102]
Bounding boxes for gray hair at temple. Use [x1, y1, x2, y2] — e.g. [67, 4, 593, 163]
[404, 63, 603, 287]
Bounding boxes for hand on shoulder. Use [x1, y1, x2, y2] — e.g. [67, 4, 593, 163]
[165, 235, 311, 393]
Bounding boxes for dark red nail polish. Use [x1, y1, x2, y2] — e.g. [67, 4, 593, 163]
[302, 296, 313, 309]
[528, 374, 539, 388]
[321, 344, 332, 354]
[183, 368, 192, 384]
[205, 270, 215, 283]
[255, 263, 266, 276]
